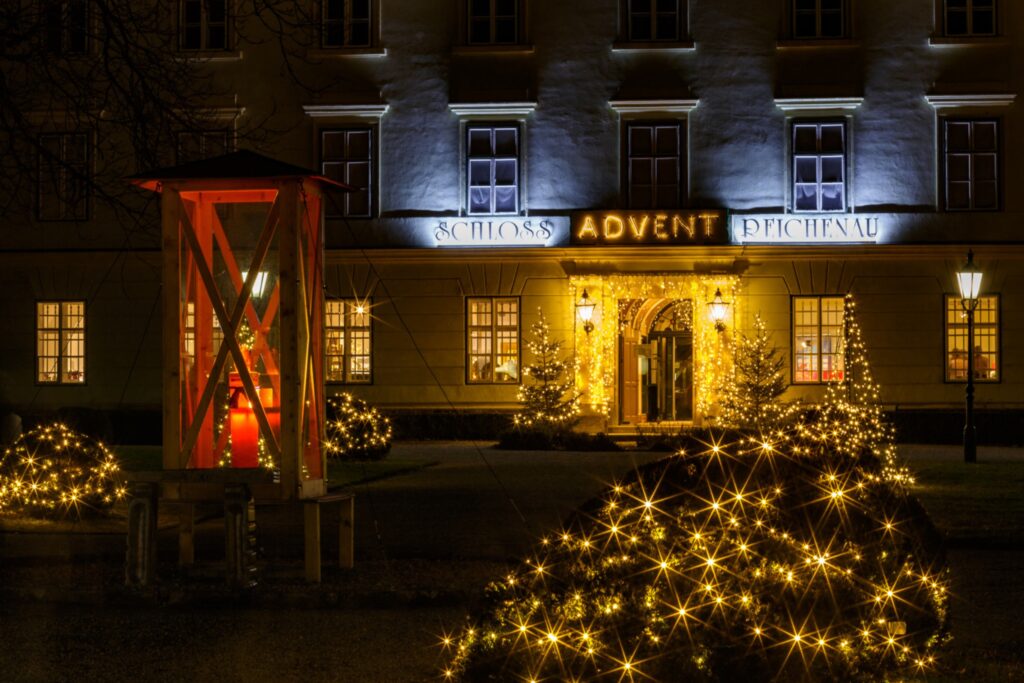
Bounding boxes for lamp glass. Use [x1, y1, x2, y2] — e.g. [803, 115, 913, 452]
[577, 290, 595, 324]
[708, 288, 728, 324]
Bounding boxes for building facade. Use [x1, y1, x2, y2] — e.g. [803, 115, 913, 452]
[2, 1, 1022, 441]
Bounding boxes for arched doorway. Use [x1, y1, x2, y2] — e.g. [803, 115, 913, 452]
[619, 298, 694, 424]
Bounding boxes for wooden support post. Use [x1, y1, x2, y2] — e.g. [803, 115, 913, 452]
[304, 500, 321, 583]
[178, 502, 195, 567]
[224, 483, 256, 589]
[126, 482, 159, 587]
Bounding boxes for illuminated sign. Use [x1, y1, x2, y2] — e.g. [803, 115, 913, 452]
[732, 215, 880, 244]
[432, 217, 562, 247]
[571, 210, 726, 245]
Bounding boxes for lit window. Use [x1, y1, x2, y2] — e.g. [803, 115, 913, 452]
[467, 298, 519, 384]
[467, 124, 519, 215]
[467, 0, 519, 44]
[626, 122, 683, 208]
[792, 0, 845, 39]
[180, 0, 228, 51]
[625, 0, 683, 42]
[43, 0, 88, 54]
[37, 133, 89, 221]
[322, 0, 372, 47]
[792, 121, 845, 212]
[943, 119, 999, 211]
[946, 295, 999, 382]
[943, 0, 996, 37]
[321, 128, 374, 218]
[793, 296, 844, 384]
[37, 301, 86, 384]
[326, 299, 372, 383]
[176, 130, 230, 164]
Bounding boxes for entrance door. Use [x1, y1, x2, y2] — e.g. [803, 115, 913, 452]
[619, 331, 643, 423]
[650, 333, 693, 421]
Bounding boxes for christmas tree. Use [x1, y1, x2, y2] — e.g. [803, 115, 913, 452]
[718, 313, 794, 432]
[513, 310, 581, 431]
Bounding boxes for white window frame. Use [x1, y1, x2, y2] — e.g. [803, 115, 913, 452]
[467, 297, 520, 385]
[792, 121, 846, 213]
[179, 0, 229, 51]
[942, 0, 996, 37]
[322, 0, 373, 48]
[326, 298, 372, 384]
[624, 0, 683, 42]
[466, 123, 520, 216]
[792, 296, 845, 384]
[467, 0, 520, 45]
[36, 301, 86, 385]
[792, 0, 846, 39]
[321, 127, 375, 218]
[942, 118, 1000, 212]
[625, 120, 685, 209]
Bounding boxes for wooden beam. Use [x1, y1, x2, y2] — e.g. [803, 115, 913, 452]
[278, 182, 300, 497]
[162, 188, 182, 470]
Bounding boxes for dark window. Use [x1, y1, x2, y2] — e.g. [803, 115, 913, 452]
[467, 298, 519, 384]
[792, 121, 845, 212]
[944, 0, 996, 36]
[943, 119, 999, 211]
[180, 0, 228, 50]
[793, 0, 845, 39]
[322, 0, 372, 48]
[176, 130, 230, 164]
[321, 128, 374, 218]
[945, 295, 999, 382]
[792, 296, 845, 384]
[467, 124, 519, 215]
[43, 0, 88, 54]
[468, 0, 518, 45]
[626, 122, 683, 208]
[37, 133, 89, 221]
[326, 299, 372, 383]
[626, 0, 682, 42]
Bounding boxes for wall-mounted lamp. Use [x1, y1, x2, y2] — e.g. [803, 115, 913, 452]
[708, 288, 729, 332]
[576, 288, 595, 335]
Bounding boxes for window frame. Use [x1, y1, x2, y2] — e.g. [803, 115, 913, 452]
[466, 296, 520, 385]
[791, 295, 846, 385]
[175, 129, 232, 165]
[941, 0, 997, 37]
[42, 0, 90, 55]
[791, 119, 847, 213]
[944, 294, 1000, 383]
[465, 122, 521, 216]
[789, 0, 849, 40]
[320, 125, 376, 219]
[36, 300, 87, 386]
[465, 0, 524, 46]
[621, 0, 686, 43]
[36, 131, 90, 222]
[178, 0, 231, 52]
[941, 117, 1001, 212]
[623, 119, 686, 209]
[325, 298, 373, 384]
[321, 0, 374, 48]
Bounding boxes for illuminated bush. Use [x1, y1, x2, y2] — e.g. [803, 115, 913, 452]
[0, 423, 127, 519]
[441, 431, 948, 682]
[325, 393, 392, 461]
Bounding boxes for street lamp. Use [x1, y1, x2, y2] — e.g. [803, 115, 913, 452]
[956, 250, 983, 464]
[708, 288, 729, 332]
[576, 288, 595, 335]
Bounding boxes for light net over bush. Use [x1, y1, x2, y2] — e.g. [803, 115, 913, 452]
[0, 423, 127, 519]
[441, 431, 948, 682]
[324, 393, 393, 461]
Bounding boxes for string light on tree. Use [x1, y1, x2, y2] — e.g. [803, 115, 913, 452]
[324, 393, 393, 461]
[514, 309, 582, 431]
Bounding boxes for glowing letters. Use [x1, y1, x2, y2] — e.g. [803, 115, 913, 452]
[572, 211, 725, 245]
[732, 215, 881, 244]
[433, 218, 559, 247]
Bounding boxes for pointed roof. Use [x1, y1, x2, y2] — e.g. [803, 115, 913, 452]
[129, 149, 354, 191]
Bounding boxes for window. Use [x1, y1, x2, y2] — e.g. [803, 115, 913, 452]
[326, 299, 371, 383]
[37, 133, 89, 221]
[467, 298, 519, 384]
[322, 0, 371, 47]
[467, 0, 518, 45]
[176, 129, 230, 164]
[946, 295, 999, 382]
[37, 301, 86, 384]
[624, 0, 683, 42]
[792, 121, 845, 212]
[43, 0, 88, 54]
[180, 0, 228, 51]
[467, 124, 519, 215]
[943, 0, 995, 36]
[792, 0, 845, 39]
[793, 296, 844, 383]
[626, 122, 683, 208]
[321, 128, 373, 218]
[943, 119, 999, 211]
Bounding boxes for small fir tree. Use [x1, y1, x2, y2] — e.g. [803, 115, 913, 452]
[719, 313, 794, 431]
[514, 310, 581, 431]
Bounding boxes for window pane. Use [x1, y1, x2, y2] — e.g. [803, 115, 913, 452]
[821, 156, 843, 183]
[974, 181, 997, 209]
[820, 11, 842, 37]
[494, 159, 516, 185]
[655, 158, 677, 186]
[630, 126, 653, 155]
[972, 9, 994, 35]
[793, 125, 817, 153]
[495, 186, 516, 213]
[655, 15, 677, 40]
[494, 128, 517, 155]
[655, 126, 678, 155]
[469, 159, 492, 185]
[795, 157, 818, 183]
[469, 129, 492, 156]
[946, 154, 970, 182]
[946, 122, 971, 151]
[470, 187, 491, 213]
[973, 121, 997, 151]
[820, 124, 844, 152]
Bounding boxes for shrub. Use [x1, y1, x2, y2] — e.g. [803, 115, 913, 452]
[497, 427, 622, 452]
[0, 423, 127, 519]
[324, 393, 393, 461]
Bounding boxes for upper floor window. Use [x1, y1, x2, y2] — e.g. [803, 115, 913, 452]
[326, 299, 372, 383]
[626, 122, 684, 208]
[467, 297, 519, 384]
[37, 301, 86, 384]
[467, 123, 519, 215]
[38, 132, 89, 221]
[176, 129, 230, 164]
[43, 0, 88, 54]
[793, 296, 844, 384]
[943, 0, 995, 37]
[792, 121, 845, 212]
[624, 0, 684, 42]
[943, 119, 999, 211]
[945, 295, 999, 382]
[792, 0, 845, 39]
[322, 0, 372, 48]
[321, 127, 374, 218]
[468, 0, 518, 45]
[180, 0, 228, 51]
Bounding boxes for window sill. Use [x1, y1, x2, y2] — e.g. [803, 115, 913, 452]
[777, 39, 860, 49]
[929, 35, 1008, 47]
[307, 47, 387, 58]
[611, 40, 695, 52]
[179, 50, 244, 62]
[452, 44, 534, 55]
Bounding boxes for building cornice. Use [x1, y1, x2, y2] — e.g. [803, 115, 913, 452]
[302, 104, 390, 119]
[774, 97, 864, 113]
[448, 102, 537, 117]
[609, 99, 700, 114]
[925, 94, 1016, 110]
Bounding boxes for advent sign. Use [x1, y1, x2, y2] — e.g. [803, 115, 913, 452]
[571, 210, 727, 246]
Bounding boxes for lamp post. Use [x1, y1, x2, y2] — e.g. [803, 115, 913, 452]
[577, 288, 595, 335]
[708, 288, 729, 332]
[956, 250, 983, 464]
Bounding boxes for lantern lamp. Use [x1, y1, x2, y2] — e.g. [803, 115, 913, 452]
[956, 250, 983, 464]
[708, 288, 729, 332]
[576, 288, 595, 335]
